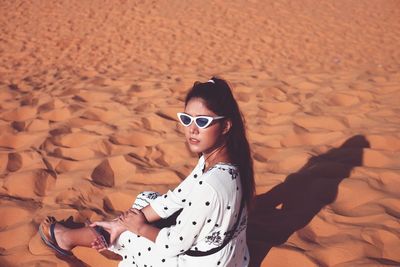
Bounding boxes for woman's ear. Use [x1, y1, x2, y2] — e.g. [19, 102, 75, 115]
[222, 119, 232, 135]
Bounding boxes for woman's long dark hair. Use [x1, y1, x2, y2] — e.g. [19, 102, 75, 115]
[185, 77, 255, 207]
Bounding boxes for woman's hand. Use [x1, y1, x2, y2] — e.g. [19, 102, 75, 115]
[90, 219, 126, 251]
[119, 208, 149, 234]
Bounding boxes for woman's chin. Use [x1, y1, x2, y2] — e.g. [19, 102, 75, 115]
[188, 144, 203, 154]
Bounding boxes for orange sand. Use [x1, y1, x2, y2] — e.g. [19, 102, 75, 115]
[0, 0, 399, 266]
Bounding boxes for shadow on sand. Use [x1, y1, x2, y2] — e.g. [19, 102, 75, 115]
[247, 135, 370, 266]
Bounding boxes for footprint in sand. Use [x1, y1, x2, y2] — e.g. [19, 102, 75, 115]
[7, 152, 23, 172]
[91, 155, 137, 187]
[11, 121, 25, 132]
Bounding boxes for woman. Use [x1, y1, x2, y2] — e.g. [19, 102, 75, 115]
[39, 77, 255, 267]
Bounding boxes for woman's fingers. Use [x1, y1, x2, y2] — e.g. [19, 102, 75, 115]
[129, 208, 140, 214]
[90, 221, 108, 229]
[91, 238, 106, 251]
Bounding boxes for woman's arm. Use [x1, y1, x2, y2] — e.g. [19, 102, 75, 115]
[120, 208, 161, 242]
[140, 204, 162, 223]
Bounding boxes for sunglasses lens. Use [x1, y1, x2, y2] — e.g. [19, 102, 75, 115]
[195, 117, 211, 128]
[179, 114, 192, 126]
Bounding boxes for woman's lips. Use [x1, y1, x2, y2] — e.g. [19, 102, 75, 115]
[189, 138, 200, 145]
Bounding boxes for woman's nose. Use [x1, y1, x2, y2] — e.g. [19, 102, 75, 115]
[189, 122, 199, 134]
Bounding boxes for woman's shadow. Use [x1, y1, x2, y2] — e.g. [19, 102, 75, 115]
[247, 135, 370, 266]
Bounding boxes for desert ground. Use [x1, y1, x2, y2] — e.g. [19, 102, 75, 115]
[0, 0, 399, 266]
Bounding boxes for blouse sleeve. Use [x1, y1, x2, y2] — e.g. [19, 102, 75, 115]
[154, 182, 220, 257]
[150, 157, 205, 218]
[150, 188, 186, 219]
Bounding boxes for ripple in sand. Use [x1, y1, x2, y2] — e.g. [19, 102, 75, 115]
[260, 246, 318, 267]
[39, 107, 73, 122]
[366, 134, 400, 152]
[25, 119, 49, 132]
[155, 141, 195, 166]
[81, 106, 131, 123]
[261, 101, 298, 114]
[328, 93, 360, 106]
[266, 149, 312, 173]
[131, 169, 182, 185]
[0, 133, 47, 149]
[105, 191, 137, 212]
[363, 149, 399, 169]
[1, 106, 37, 121]
[281, 132, 344, 147]
[361, 229, 400, 263]
[308, 239, 380, 267]
[293, 115, 348, 131]
[0, 205, 32, 229]
[51, 132, 105, 148]
[332, 178, 387, 215]
[0, 153, 8, 173]
[0, 224, 36, 250]
[3, 169, 56, 198]
[73, 90, 114, 102]
[52, 146, 99, 161]
[110, 130, 165, 147]
[55, 158, 102, 174]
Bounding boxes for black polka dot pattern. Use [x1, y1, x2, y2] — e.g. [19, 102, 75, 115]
[125, 162, 245, 266]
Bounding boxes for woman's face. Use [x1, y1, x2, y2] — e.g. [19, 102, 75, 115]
[182, 98, 226, 155]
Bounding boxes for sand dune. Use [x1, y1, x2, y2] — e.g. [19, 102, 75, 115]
[0, 0, 399, 266]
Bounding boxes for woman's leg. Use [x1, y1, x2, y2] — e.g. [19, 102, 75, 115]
[54, 223, 98, 250]
[40, 216, 100, 252]
[40, 192, 162, 255]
